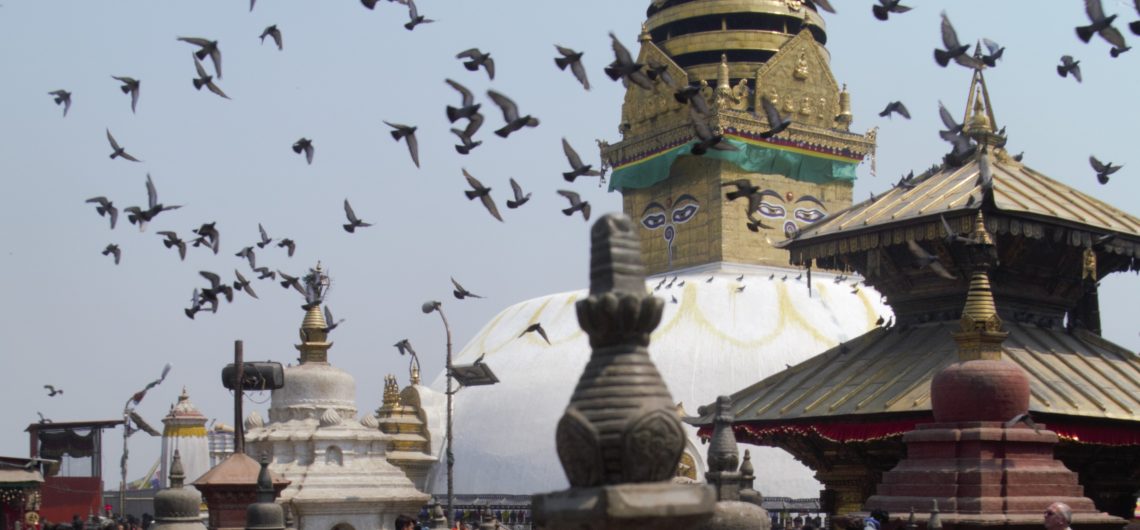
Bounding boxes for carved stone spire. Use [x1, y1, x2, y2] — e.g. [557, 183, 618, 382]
[706, 396, 739, 473]
[151, 450, 206, 529]
[244, 456, 285, 530]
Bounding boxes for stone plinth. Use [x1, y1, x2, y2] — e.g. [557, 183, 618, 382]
[532, 483, 715, 530]
[863, 421, 1125, 530]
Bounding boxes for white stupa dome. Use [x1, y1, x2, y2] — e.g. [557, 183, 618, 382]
[426, 262, 889, 497]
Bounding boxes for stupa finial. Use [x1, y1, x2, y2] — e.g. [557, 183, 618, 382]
[295, 263, 332, 363]
[382, 374, 401, 407]
[169, 449, 185, 488]
[953, 211, 1007, 360]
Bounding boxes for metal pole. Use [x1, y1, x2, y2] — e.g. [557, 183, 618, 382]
[119, 394, 133, 517]
[440, 308, 454, 530]
[234, 340, 245, 455]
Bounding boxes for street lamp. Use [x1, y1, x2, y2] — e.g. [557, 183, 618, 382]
[119, 363, 172, 516]
[420, 300, 455, 528]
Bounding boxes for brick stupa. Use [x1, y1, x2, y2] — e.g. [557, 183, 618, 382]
[861, 214, 1123, 530]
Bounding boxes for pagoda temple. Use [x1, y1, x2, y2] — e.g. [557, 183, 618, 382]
[431, 0, 891, 499]
[690, 66, 1140, 520]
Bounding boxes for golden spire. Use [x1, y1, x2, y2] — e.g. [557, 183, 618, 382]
[295, 262, 331, 364]
[382, 374, 401, 407]
[409, 363, 420, 385]
[639, 22, 651, 43]
[836, 83, 852, 126]
[717, 53, 730, 91]
[966, 95, 991, 136]
[962, 67, 1005, 148]
[953, 211, 1007, 360]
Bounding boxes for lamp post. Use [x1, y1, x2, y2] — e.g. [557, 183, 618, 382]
[119, 363, 172, 516]
[421, 300, 454, 528]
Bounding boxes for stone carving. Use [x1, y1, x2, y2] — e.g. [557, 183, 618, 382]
[705, 396, 739, 473]
[319, 407, 341, 427]
[245, 410, 264, 431]
[555, 214, 682, 486]
[794, 53, 809, 80]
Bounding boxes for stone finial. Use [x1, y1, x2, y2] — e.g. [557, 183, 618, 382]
[556, 214, 681, 486]
[707, 396, 739, 473]
[256, 455, 274, 503]
[360, 414, 379, 429]
[739, 449, 754, 484]
[905, 508, 917, 530]
[318, 408, 342, 427]
[928, 500, 942, 530]
[169, 449, 185, 488]
[245, 456, 285, 530]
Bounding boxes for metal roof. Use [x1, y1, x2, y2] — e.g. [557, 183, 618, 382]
[783, 152, 1140, 251]
[698, 321, 1140, 425]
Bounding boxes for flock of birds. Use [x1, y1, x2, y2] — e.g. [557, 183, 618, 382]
[37, 0, 1138, 371]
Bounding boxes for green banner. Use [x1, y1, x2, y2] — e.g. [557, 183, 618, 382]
[609, 138, 858, 191]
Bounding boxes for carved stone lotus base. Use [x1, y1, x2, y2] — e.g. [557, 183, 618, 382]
[532, 483, 715, 530]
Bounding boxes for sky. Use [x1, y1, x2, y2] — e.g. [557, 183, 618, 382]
[1, 0, 1137, 492]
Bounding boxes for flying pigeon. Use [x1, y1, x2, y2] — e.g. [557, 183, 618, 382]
[456, 48, 494, 80]
[518, 323, 551, 345]
[487, 90, 539, 138]
[556, 190, 590, 221]
[112, 76, 141, 113]
[48, 89, 71, 117]
[384, 121, 420, 168]
[462, 169, 504, 222]
[554, 45, 590, 90]
[343, 199, 372, 233]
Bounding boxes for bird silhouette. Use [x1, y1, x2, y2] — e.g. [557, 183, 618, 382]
[394, 339, 417, 358]
[906, 240, 957, 280]
[487, 90, 539, 138]
[277, 238, 296, 257]
[124, 174, 180, 231]
[451, 112, 484, 155]
[604, 32, 653, 90]
[456, 48, 494, 80]
[1089, 155, 1123, 184]
[106, 129, 141, 162]
[233, 270, 258, 300]
[1057, 55, 1083, 82]
[462, 169, 504, 222]
[48, 89, 71, 117]
[519, 323, 551, 345]
[259, 25, 283, 50]
[157, 231, 188, 261]
[191, 222, 221, 254]
[934, 12, 981, 68]
[403, 0, 434, 30]
[235, 246, 257, 269]
[878, 101, 910, 119]
[44, 385, 63, 397]
[86, 197, 118, 229]
[980, 38, 1005, 67]
[256, 224, 273, 249]
[451, 277, 483, 299]
[292, 138, 314, 165]
[384, 121, 420, 168]
[192, 56, 230, 99]
[445, 79, 481, 123]
[177, 36, 222, 78]
[343, 199, 372, 233]
[562, 138, 602, 181]
[872, 0, 911, 21]
[112, 76, 141, 113]
[506, 178, 531, 209]
[323, 306, 344, 333]
[556, 190, 590, 221]
[1076, 0, 1128, 53]
[554, 45, 590, 90]
[102, 244, 121, 265]
[758, 96, 792, 138]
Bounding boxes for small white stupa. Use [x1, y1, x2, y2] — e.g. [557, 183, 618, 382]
[245, 264, 430, 530]
[160, 388, 210, 487]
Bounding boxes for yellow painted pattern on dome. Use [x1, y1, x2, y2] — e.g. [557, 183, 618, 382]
[162, 425, 207, 437]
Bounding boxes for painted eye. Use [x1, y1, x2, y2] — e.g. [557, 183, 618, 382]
[794, 208, 826, 223]
[756, 202, 785, 218]
[641, 213, 667, 230]
[671, 203, 699, 224]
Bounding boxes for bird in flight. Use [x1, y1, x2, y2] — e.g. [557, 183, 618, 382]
[48, 89, 71, 117]
[106, 129, 142, 162]
[872, 0, 911, 21]
[1089, 155, 1123, 184]
[233, 270, 259, 300]
[487, 90, 539, 138]
[554, 45, 590, 90]
[403, 0, 434, 31]
[124, 174, 180, 231]
[343, 199, 372, 233]
[462, 169, 504, 222]
[1076, 0, 1130, 56]
[451, 112, 483, 155]
[451, 277, 483, 299]
[44, 385, 63, 397]
[259, 25, 283, 51]
[445, 79, 481, 123]
[178, 36, 222, 78]
[86, 197, 118, 230]
[934, 12, 982, 69]
[758, 96, 791, 139]
[103, 244, 121, 265]
[192, 56, 230, 100]
[277, 238, 296, 257]
[192, 222, 221, 255]
[323, 306, 344, 333]
[112, 76, 141, 113]
[878, 101, 910, 119]
[506, 178, 530, 209]
[1057, 55, 1082, 82]
[456, 48, 494, 80]
[293, 138, 314, 165]
[557, 190, 590, 221]
[562, 138, 602, 182]
[157, 231, 188, 261]
[604, 32, 653, 90]
[906, 240, 957, 280]
[385, 121, 420, 168]
[518, 323, 551, 345]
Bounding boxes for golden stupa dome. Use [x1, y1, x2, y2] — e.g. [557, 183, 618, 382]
[645, 0, 829, 83]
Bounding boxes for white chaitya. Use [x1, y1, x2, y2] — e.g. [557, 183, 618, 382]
[425, 262, 889, 498]
[160, 388, 210, 488]
[246, 295, 430, 530]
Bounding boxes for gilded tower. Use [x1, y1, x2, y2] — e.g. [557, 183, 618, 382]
[601, 0, 876, 274]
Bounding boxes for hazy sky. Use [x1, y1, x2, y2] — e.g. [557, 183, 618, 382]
[1, 0, 1137, 490]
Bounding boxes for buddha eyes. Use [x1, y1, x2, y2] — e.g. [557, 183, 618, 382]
[756, 202, 786, 218]
[641, 212, 667, 230]
[794, 207, 826, 223]
[672, 203, 699, 224]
